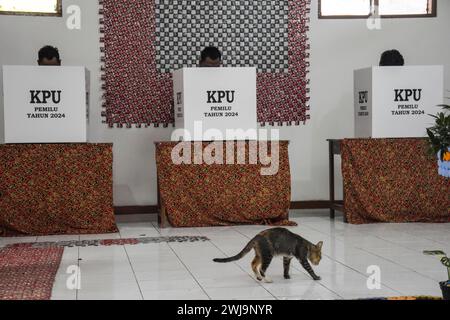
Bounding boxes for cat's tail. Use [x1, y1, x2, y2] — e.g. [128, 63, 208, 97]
[213, 236, 260, 263]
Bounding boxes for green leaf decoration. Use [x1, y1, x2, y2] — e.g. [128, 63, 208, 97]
[423, 250, 446, 256]
[426, 103, 450, 162]
[441, 257, 450, 268]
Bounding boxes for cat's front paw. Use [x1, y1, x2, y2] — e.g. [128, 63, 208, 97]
[313, 276, 321, 281]
[284, 275, 291, 280]
[263, 277, 273, 283]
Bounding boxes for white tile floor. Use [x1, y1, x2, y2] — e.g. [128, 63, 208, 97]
[1, 209, 449, 300]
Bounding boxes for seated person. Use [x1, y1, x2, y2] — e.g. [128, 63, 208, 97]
[199, 46, 222, 67]
[379, 49, 404, 66]
[37, 45, 61, 66]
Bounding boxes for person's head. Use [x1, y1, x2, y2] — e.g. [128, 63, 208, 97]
[199, 46, 222, 67]
[379, 49, 404, 66]
[38, 45, 61, 66]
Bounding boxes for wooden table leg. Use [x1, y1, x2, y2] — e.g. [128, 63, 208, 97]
[328, 140, 335, 219]
[159, 203, 169, 228]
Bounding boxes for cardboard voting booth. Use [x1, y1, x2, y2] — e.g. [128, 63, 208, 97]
[354, 66, 443, 138]
[172, 67, 257, 141]
[1, 66, 89, 143]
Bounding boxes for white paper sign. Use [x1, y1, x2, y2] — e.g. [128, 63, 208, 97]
[172, 67, 257, 141]
[1, 65, 89, 143]
[354, 66, 444, 138]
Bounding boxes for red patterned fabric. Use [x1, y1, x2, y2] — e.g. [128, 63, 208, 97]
[100, 0, 172, 127]
[258, 0, 310, 125]
[341, 138, 450, 224]
[155, 141, 295, 227]
[0, 246, 64, 300]
[0, 144, 118, 236]
[100, 0, 310, 127]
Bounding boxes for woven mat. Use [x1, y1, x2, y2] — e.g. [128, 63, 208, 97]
[0, 246, 63, 300]
[3, 236, 210, 249]
[0, 236, 210, 300]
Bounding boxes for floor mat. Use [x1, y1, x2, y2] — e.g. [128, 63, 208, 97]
[0, 246, 64, 300]
[4, 236, 210, 249]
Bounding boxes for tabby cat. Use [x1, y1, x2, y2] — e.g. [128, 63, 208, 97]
[213, 227, 323, 282]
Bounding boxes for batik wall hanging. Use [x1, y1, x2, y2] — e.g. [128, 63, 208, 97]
[99, 0, 311, 127]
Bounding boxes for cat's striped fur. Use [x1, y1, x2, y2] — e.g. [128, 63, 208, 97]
[213, 227, 323, 282]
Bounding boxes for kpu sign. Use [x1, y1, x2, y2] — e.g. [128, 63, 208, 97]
[354, 66, 443, 138]
[172, 67, 257, 141]
[1, 66, 89, 143]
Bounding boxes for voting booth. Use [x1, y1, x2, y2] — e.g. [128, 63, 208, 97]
[172, 67, 257, 141]
[1, 66, 89, 143]
[354, 66, 443, 138]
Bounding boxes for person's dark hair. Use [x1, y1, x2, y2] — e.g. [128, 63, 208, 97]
[200, 46, 222, 62]
[379, 49, 404, 66]
[38, 45, 61, 63]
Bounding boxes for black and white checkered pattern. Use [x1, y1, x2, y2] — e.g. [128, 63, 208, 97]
[155, 0, 289, 73]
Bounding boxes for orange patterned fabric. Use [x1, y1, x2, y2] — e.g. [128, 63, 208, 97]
[0, 144, 118, 236]
[155, 141, 295, 227]
[341, 138, 450, 224]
